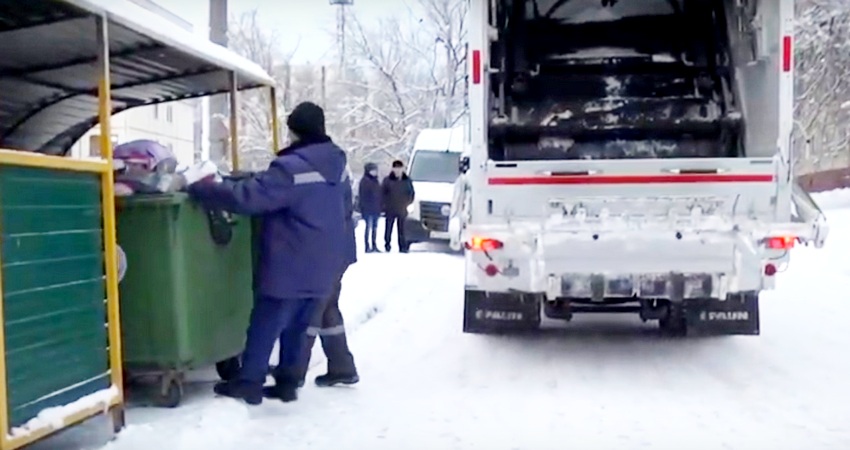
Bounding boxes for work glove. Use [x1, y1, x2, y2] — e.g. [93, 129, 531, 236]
[180, 160, 219, 186]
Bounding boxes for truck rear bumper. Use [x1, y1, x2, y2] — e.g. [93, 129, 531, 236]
[464, 235, 771, 298]
[462, 289, 760, 336]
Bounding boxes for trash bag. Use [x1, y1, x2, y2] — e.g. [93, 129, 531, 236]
[113, 139, 177, 173]
[113, 140, 184, 194]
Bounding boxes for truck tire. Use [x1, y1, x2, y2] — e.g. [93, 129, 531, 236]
[463, 290, 541, 334]
[659, 306, 687, 337]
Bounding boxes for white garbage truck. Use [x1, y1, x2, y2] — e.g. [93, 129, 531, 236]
[451, 0, 828, 336]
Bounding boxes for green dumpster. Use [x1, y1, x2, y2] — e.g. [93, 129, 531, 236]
[116, 194, 252, 407]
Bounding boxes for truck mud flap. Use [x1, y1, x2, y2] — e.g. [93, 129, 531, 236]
[463, 290, 541, 334]
[684, 294, 760, 336]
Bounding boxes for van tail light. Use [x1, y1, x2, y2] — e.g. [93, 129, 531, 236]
[465, 237, 504, 251]
[765, 235, 796, 250]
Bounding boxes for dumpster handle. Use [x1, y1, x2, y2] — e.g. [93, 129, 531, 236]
[205, 208, 235, 246]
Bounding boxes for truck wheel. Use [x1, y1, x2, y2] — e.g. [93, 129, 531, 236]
[463, 290, 541, 334]
[659, 303, 687, 337]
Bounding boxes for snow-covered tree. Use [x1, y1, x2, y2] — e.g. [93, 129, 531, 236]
[227, 1, 468, 174]
[794, 0, 850, 175]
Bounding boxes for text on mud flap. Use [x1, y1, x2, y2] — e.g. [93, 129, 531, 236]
[475, 309, 525, 321]
[699, 311, 750, 321]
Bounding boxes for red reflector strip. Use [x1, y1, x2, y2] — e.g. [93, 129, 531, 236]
[471, 50, 481, 84]
[782, 36, 793, 72]
[488, 174, 774, 185]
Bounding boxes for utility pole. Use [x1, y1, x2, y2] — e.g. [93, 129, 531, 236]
[330, 0, 353, 79]
[209, 0, 228, 165]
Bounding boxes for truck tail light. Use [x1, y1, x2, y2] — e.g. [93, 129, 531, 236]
[466, 237, 503, 251]
[782, 35, 793, 72]
[471, 50, 481, 84]
[765, 235, 796, 250]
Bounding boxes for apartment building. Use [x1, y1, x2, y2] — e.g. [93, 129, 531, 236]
[69, 0, 201, 166]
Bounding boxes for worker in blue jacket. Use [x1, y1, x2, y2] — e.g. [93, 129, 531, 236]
[268, 164, 359, 398]
[186, 102, 348, 405]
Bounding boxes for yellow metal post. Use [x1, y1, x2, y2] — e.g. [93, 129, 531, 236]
[229, 71, 239, 170]
[96, 15, 125, 406]
[270, 87, 280, 152]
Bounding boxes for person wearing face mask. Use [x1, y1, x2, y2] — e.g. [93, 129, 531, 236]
[381, 160, 415, 253]
[357, 162, 382, 253]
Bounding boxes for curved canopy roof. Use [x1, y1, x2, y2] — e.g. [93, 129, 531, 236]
[0, 0, 275, 155]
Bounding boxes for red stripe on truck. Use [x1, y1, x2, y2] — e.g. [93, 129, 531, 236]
[487, 174, 775, 185]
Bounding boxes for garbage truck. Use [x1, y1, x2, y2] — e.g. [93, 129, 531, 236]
[451, 0, 828, 336]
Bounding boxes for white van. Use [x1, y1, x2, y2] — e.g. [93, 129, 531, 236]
[404, 126, 464, 245]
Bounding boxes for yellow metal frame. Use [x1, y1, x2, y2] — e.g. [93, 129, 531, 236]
[0, 14, 124, 450]
[0, 150, 109, 173]
[270, 87, 280, 152]
[96, 14, 125, 417]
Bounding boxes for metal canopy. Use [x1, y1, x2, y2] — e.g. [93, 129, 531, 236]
[0, 0, 275, 155]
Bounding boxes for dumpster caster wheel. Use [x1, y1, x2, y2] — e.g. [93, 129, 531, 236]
[155, 379, 182, 408]
[215, 356, 241, 381]
[109, 405, 126, 435]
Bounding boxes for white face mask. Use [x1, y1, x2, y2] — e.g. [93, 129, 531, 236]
[392, 168, 403, 177]
[368, 170, 378, 177]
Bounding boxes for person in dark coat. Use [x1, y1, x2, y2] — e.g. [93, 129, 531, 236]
[382, 160, 415, 252]
[267, 171, 359, 397]
[186, 102, 347, 405]
[357, 162, 382, 252]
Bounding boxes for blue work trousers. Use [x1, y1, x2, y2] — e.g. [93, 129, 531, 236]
[239, 296, 319, 385]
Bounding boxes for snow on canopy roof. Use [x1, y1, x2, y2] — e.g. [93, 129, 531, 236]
[0, 0, 275, 155]
[68, 0, 274, 87]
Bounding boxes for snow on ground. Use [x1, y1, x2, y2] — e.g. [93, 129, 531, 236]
[32, 199, 850, 449]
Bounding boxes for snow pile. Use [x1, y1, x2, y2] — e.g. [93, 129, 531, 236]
[10, 385, 118, 439]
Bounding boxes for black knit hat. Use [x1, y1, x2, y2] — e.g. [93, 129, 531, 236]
[287, 102, 326, 138]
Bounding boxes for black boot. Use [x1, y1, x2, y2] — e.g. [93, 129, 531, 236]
[315, 372, 360, 387]
[213, 380, 263, 405]
[262, 378, 303, 402]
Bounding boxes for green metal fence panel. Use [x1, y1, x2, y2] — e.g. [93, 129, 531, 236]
[0, 167, 109, 428]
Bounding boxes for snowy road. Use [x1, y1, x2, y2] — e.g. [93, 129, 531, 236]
[35, 201, 850, 449]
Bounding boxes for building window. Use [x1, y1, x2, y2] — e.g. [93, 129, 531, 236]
[166, 142, 174, 153]
[166, 105, 173, 123]
[153, 104, 159, 119]
[88, 134, 120, 157]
